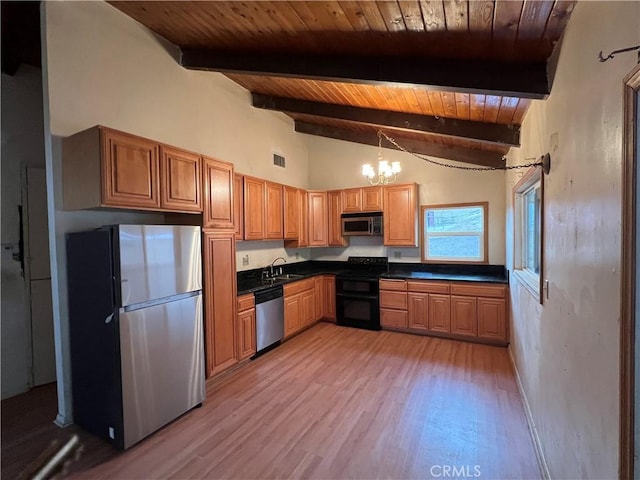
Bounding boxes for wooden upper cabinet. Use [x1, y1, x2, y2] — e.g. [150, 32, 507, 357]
[383, 183, 418, 246]
[203, 231, 238, 378]
[362, 186, 383, 211]
[342, 188, 362, 213]
[63, 126, 206, 214]
[283, 186, 299, 240]
[234, 174, 244, 239]
[307, 191, 328, 247]
[298, 190, 309, 247]
[342, 186, 383, 213]
[160, 145, 202, 212]
[327, 190, 347, 247]
[265, 181, 284, 240]
[103, 129, 161, 210]
[202, 156, 233, 228]
[243, 176, 265, 240]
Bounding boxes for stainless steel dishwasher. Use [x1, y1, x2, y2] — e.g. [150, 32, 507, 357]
[254, 285, 284, 354]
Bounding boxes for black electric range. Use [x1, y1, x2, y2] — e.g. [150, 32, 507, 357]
[336, 257, 388, 331]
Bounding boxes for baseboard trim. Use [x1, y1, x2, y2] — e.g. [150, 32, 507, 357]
[54, 413, 72, 428]
[508, 347, 550, 480]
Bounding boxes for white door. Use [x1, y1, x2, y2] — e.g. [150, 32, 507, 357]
[24, 167, 56, 386]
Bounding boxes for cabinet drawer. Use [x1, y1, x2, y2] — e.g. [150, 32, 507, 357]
[237, 294, 255, 312]
[284, 277, 314, 296]
[407, 281, 450, 294]
[450, 283, 506, 298]
[380, 308, 408, 328]
[379, 279, 407, 291]
[380, 291, 407, 309]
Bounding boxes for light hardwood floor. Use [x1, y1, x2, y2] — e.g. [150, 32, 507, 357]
[3, 323, 540, 479]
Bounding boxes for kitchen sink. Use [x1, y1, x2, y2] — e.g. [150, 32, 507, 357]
[274, 273, 305, 280]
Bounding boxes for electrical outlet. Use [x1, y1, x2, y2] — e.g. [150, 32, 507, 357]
[242, 255, 250, 266]
[394, 251, 402, 259]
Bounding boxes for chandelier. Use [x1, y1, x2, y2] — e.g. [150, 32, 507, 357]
[361, 131, 401, 185]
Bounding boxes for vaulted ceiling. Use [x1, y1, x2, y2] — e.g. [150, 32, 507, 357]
[110, 1, 576, 167]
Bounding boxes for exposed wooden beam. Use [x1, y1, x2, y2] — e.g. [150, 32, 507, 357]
[294, 122, 506, 168]
[253, 93, 520, 147]
[181, 49, 549, 99]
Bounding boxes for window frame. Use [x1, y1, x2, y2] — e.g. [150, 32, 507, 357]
[419, 201, 489, 264]
[512, 166, 544, 303]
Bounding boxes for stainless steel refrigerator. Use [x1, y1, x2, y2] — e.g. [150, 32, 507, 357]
[66, 225, 205, 449]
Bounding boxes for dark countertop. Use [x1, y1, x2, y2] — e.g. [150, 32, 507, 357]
[379, 271, 508, 284]
[237, 261, 508, 295]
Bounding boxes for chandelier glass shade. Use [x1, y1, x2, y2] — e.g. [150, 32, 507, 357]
[362, 131, 401, 185]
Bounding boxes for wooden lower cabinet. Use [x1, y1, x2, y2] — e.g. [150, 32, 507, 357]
[237, 294, 256, 361]
[301, 289, 315, 327]
[203, 231, 237, 378]
[451, 296, 478, 336]
[284, 278, 317, 338]
[428, 294, 451, 334]
[284, 295, 301, 337]
[381, 308, 408, 329]
[322, 275, 336, 321]
[314, 276, 323, 321]
[478, 297, 507, 342]
[407, 292, 428, 331]
[380, 279, 507, 345]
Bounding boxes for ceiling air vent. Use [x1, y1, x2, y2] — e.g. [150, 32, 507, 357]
[273, 153, 285, 168]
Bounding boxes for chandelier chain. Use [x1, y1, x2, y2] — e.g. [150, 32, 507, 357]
[379, 131, 544, 172]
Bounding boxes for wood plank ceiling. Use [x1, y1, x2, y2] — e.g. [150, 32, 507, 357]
[109, 1, 576, 167]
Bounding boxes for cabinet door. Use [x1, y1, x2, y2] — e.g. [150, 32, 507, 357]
[101, 128, 160, 209]
[380, 308, 408, 328]
[383, 183, 417, 246]
[298, 190, 309, 247]
[450, 295, 477, 337]
[314, 276, 323, 321]
[362, 186, 383, 211]
[342, 188, 362, 212]
[160, 146, 202, 212]
[284, 295, 301, 337]
[203, 231, 237, 378]
[327, 190, 347, 246]
[265, 181, 284, 239]
[477, 297, 507, 342]
[323, 275, 336, 321]
[237, 308, 256, 360]
[301, 289, 315, 327]
[308, 191, 328, 247]
[428, 294, 451, 333]
[234, 174, 244, 239]
[283, 186, 300, 240]
[243, 177, 265, 240]
[202, 156, 233, 227]
[408, 292, 429, 331]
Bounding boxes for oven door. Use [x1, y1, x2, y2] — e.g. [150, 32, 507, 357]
[336, 293, 380, 331]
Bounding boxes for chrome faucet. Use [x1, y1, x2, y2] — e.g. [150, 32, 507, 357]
[269, 257, 287, 277]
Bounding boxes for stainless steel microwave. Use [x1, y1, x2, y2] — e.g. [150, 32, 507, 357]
[341, 212, 383, 236]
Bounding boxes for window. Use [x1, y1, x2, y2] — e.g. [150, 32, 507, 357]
[420, 202, 488, 263]
[513, 166, 543, 301]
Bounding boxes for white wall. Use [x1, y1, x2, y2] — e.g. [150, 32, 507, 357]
[505, 2, 640, 478]
[306, 135, 506, 264]
[41, 0, 311, 423]
[1, 65, 47, 398]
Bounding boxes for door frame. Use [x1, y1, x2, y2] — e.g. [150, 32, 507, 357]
[21, 165, 35, 389]
[621, 64, 640, 480]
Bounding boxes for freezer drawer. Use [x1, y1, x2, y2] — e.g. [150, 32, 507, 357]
[119, 293, 205, 449]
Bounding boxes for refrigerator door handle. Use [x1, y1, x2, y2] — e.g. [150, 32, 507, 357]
[105, 312, 115, 324]
[122, 290, 202, 313]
